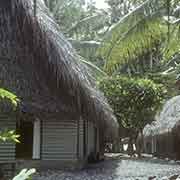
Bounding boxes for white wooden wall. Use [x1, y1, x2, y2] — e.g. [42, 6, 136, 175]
[78, 117, 84, 159]
[41, 119, 78, 161]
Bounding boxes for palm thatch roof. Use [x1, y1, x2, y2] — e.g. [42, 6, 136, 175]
[0, 0, 118, 137]
[143, 96, 180, 136]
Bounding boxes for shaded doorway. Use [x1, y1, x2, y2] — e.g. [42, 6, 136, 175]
[16, 121, 34, 159]
[174, 135, 180, 160]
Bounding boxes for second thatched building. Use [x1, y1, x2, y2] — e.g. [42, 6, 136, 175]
[143, 96, 180, 159]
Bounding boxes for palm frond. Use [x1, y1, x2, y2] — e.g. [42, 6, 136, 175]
[67, 11, 110, 39]
[69, 38, 100, 59]
[98, 0, 179, 74]
[163, 25, 180, 61]
[98, 0, 166, 74]
[80, 58, 107, 77]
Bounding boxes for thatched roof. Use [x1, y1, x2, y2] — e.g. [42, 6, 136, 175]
[0, 0, 118, 137]
[143, 96, 180, 136]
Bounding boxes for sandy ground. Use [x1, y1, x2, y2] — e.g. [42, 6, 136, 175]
[33, 155, 180, 180]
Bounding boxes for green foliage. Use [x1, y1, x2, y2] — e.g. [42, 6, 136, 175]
[46, 0, 180, 79]
[0, 89, 33, 180]
[163, 25, 180, 62]
[146, 73, 179, 98]
[45, 0, 109, 71]
[45, 0, 108, 41]
[0, 88, 19, 109]
[0, 89, 20, 144]
[0, 130, 20, 143]
[99, 0, 165, 73]
[99, 76, 167, 131]
[99, 0, 180, 75]
[12, 169, 36, 180]
[100, 20, 166, 74]
[68, 10, 110, 41]
[44, 0, 86, 36]
[105, 0, 146, 23]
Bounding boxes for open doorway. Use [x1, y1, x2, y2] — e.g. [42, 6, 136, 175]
[16, 121, 34, 159]
[174, 135, 180, 160]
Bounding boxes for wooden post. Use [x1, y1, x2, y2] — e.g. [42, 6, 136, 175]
[76, 118, 80, 159]
[83, 118, 87, 158]
[33, 118, 41, 159]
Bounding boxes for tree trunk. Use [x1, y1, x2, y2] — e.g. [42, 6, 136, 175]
[127, 136, 134, 156]
[119, 138, 123, 153]
[112, 138, 120, 153]
[141, 130, 144, 153]
[136, 129, 144, 158]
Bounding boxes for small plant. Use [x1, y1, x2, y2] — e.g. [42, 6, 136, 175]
[12, 169, 36, 180]
[0, 89, 36, 180]
[0, 129, 20, 143]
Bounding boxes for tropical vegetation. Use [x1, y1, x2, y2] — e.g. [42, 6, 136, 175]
[0, 89, 35, 180]
[0, 88, 20, 142]
[99, 76, 167, 155]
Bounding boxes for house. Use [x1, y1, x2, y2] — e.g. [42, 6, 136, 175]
[0, 0, 118, 170]
[143, 96, 180, 159]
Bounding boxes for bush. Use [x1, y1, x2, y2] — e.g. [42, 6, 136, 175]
[99, 76, 167, 131]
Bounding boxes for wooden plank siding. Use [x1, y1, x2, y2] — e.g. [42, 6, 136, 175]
[96, 127, 100, 153]
[78, 117, 84, 160]
[41, 119, 78, 161]
[0, 114, 16, 161]
[79, 118, 100, 160]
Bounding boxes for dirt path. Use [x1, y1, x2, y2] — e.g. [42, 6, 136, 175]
[33, 157, 180, 180]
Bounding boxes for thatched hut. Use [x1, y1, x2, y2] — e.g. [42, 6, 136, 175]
[143, 96, 180, 159]
[0, 0, 118, 170]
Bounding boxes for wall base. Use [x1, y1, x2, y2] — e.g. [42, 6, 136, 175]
[15, 159, 87, 171]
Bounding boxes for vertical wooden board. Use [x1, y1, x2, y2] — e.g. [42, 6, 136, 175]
[41, 119, 78, 161]
[96, 127, 100, 153]
[33, 119, 41, 159]
[0, 115, 16, 161]
[152, 136, 155, 153]
[78, 117, 84, 159]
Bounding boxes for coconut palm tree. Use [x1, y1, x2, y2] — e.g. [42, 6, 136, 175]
[38, 0, 180, 78]
[99, 0, 180, 75]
